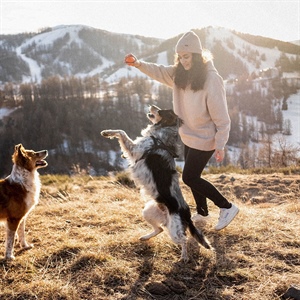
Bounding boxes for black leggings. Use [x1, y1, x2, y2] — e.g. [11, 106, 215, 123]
[182, 145, 231, 216]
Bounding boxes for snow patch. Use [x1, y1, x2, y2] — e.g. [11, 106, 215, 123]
[281, 91, 300, 147]
[0, 107, 18, 119]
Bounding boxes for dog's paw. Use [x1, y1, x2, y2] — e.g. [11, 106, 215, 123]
[100, 130, 110, 137]
[4, 254, 15, 261]
[139, 235, 150, 241]
[180, 256, 190, 264]
[101, 130, 115, 139]
[22, 243, 33, 250]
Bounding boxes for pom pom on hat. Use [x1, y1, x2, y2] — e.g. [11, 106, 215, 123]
[175, 31, 202, 54]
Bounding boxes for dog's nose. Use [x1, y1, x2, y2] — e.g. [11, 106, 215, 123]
[149, 105, 160, 113]
[42, 150, 48, 157]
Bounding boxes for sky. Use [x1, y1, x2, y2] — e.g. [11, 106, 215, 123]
[0, 1, 299, 42]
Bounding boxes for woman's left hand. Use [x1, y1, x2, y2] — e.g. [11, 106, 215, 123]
[215, 149, 224, 162]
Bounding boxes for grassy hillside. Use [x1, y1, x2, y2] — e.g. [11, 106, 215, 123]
[0, 172, 299, 300]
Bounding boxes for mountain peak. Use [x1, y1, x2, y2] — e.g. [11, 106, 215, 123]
[0, 25, 299, 85]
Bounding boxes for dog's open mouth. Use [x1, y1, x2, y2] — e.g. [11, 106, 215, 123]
[35, 151, 48, 168]
[36, 159, 48, 167]
[147, 105, 161, 124]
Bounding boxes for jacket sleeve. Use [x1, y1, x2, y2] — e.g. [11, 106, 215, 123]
[206, 71, 231, 150]
[136, 62, 175, 88]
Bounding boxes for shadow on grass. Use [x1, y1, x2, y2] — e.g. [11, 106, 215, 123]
[0, 233, 249, 300]
[121, 231, 247, 300]
[120, 242, 155, 300]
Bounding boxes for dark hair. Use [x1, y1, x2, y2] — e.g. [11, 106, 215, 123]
[173, 51, 212, 91]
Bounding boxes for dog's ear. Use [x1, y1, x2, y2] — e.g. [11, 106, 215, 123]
[165, 110, 184, 127]
[15, 144, 26, 155]
[159, 110, 179, 127]
[12, 144, 25, 163]
[15, 144, 22, 151]
[16, 144, 27, 158]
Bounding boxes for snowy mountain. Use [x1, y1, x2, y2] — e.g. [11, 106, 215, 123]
[0, 25, 299, 174]
[0, 25, 299, 85]
[0, 25, 163, 84]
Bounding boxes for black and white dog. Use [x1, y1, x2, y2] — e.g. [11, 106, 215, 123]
[101, 105, 211, 262]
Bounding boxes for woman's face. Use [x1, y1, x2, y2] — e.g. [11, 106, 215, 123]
[177, 52, 193, 70]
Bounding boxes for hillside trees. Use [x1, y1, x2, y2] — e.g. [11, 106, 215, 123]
[211, 41, 248, 78]
[234, 31, 300, 55]
[0, 47, 30, 82]
[0, 75, 298, 176]
[0, 75, 151, 175]
[276, 53, 300, 73]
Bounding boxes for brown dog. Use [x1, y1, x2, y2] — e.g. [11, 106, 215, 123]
[0, 144, 48, 260]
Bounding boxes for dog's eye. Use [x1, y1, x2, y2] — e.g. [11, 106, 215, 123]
[26, 151, 36, 158]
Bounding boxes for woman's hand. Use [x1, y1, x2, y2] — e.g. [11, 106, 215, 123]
[215, 149, 224, 162]
[124, 54, 141, 67]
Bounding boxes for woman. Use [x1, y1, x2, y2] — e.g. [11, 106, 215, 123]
[124, 31, 239, 230]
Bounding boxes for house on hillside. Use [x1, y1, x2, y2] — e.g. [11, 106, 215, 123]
[225, 66, 300, 94]
[259, 67, 280, 79]
[282, 72, 300, 88]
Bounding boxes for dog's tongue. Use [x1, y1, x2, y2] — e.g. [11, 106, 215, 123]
[36, 160, 46, 166]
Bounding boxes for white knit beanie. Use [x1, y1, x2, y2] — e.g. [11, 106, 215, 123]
[175, 31, 202, 54]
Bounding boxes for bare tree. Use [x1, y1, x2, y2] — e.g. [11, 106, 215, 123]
[258, 134, 273, 167]
[273, 136, 299, 167]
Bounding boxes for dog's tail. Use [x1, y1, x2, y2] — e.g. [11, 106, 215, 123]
[188, 221, 212, 250]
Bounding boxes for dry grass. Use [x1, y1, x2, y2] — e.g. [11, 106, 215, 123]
[0, 172, 299, 300]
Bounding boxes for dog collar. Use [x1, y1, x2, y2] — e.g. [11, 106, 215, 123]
[136, 136, 178, 163]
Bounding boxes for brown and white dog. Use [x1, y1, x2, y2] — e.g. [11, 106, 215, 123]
[101, 105, 211, 262]
[0, 144, 48, 260]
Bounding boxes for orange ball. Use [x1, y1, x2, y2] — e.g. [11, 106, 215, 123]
[125, 55, 136, 63]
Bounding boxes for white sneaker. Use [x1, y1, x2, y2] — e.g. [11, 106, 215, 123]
[215, 204, 239, 231]
[192, 214, 212, 226]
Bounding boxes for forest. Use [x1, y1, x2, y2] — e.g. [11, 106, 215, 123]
[0, 73, 299, 177]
